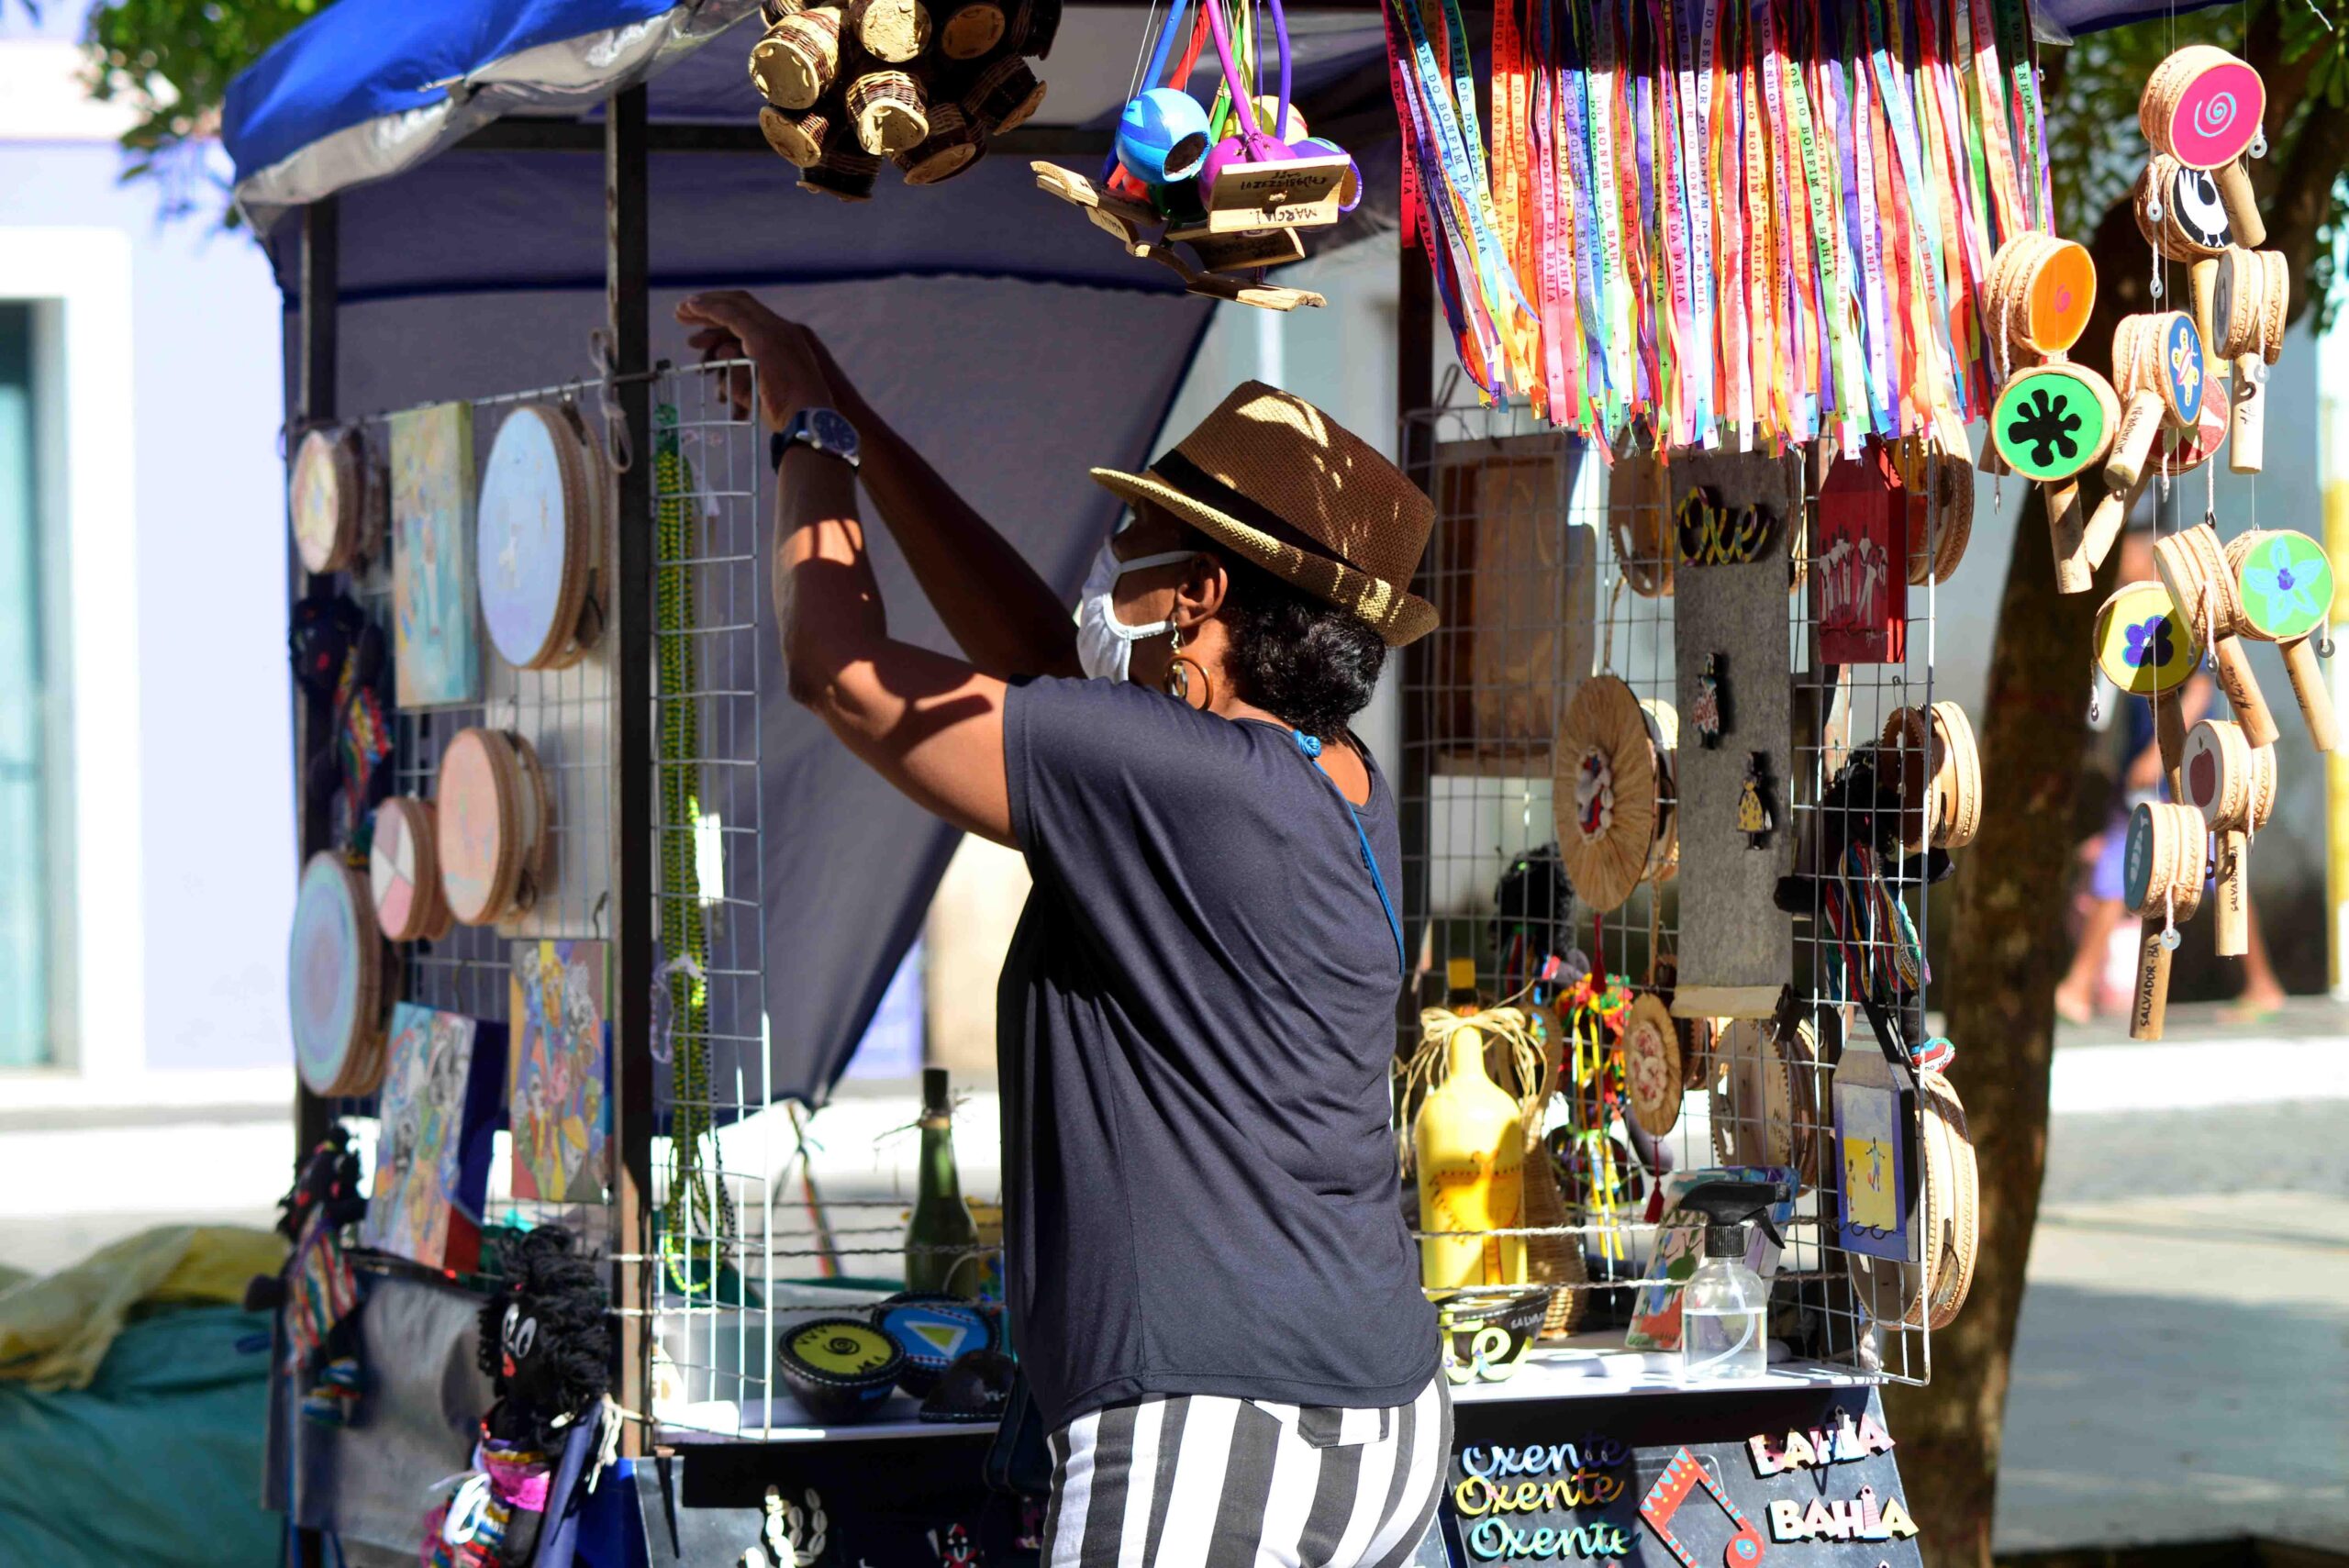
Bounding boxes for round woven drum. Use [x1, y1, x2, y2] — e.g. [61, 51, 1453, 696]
[478, 403, 606, 671]
[289, 852, 386, 1097]
[749, 6, 842, 110]
[370, 795, 453, 943]
[436, 728, 553, 927]
[291, 428, 366, 574]
[1553, 676, 1661, 913]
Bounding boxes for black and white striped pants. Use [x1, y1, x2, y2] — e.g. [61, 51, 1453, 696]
[1041, 1376, 1451, 1568]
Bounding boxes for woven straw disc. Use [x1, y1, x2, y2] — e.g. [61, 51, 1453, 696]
[1554, 676, 1656, 913]
[1621, 990, 1684, 1138]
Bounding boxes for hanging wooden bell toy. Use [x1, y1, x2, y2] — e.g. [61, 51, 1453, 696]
[1992, 361, 2120, 595]
[2206, 247, 2288, 473]
[2140, 46, 2267, 248]
[2155, 517, 2279, 747]
[2179, 718, 2276, 956]
[2226, 528, 2338, 751]
[1987, 232, 2098, 361]
[2122, 799, 2208, 1040]
[2093, 579, 2204, 799]
[2135, 151, 2236, 261]
[2083, 312, 2207, 572]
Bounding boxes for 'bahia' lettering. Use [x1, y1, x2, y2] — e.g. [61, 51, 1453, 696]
[1747, 1411, 1896, 1475]
[1464, 1518, 1635, 1562]
[1765, 1486, 1919, 1543]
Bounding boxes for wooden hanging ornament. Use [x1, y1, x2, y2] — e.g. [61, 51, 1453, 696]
[476, 403, 607, 672]
[2123, 799, 2208, 1040]
[846, 69, 930, 156]
[758, 104, 833, 168]
[2093, 579, 2205, 798]
[2135, 152, 2235, 261]
[1986, 232, 2097, 360]
[2225, 528, 2337, 752]
[1621, 990, 1686, 1139]
[2154, 518, 2278, 747]
[1902, 442, 1974, 586]
[1990, 363, 2120, 594]
[289, 851, 387, 1098]
[2180, 718, 2277, 957]
[2209, 247, 2288, 472]
[1553, 676, 1665, 913]
[369, 796, 452, 944]
[1737, 752, 1776, 850]
[1609, 446, 1673, 597]
[2102, 312, 2207, 511]
[749, 6, 843, 110]
[2140, 46, 2267, 248]
[1709, 1017, 1818, 1188]
[436, 728, 554, 928]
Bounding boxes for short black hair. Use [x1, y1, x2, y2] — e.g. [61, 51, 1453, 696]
[1193, 533, 1387, 741]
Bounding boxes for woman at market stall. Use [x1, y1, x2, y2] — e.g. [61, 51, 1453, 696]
[678, 290, 1444, 1568]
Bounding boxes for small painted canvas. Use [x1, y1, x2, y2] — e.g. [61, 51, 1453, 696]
[1626, 1164, 1798, 1351]
[1815, 450, 1908, 666]
[392, 402, 480, 706]
[365, 1002, 497, 1272]
[509, 939, 610, 1204]
[1833, 1045, 1915, 1262]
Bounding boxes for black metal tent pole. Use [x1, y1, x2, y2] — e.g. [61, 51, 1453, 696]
[294, 197, 339, 1162]
[605, 81, 657, 1458]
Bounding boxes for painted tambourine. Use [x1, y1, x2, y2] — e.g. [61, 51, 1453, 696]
[2094, 579, 2202, 799]
[2226, 529, 2337, 752]
[1554, 676, 1665, 913]
[1709, 1017, 1819, 1189]
[436, 728, 554, 927]
[2154, 520, 2277, 748]
[1620, 990, 1686, 1138]
[1884, 703, 1983, 853]
[289, 852, 387, 1097]
[2135, 152, 2234, 261]
[290, 428, 379, 575]
[1849, 1068, 1976, 1329]
[477, 403, 609, 671]
[370, 795, 453, 943]
[2140, 46, 2267, 247]
[1991, 361, 2119, 595]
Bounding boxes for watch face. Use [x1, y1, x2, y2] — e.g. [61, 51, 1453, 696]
[811, 409, 859, 456]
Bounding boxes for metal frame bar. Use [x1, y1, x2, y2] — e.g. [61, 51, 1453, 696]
[294, 198, 339, 1162]
[606, 82, 658, 1457]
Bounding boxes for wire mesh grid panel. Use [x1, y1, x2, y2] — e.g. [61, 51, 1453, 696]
[330, 379, 630, 1254]
[1397, 401, 1956, 1387]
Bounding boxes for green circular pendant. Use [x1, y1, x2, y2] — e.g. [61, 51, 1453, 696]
[2235, 531, 2333, 641]
[1994, 368, 2109, 482]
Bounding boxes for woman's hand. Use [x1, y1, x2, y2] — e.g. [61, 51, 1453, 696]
[674, 291, 851, 430]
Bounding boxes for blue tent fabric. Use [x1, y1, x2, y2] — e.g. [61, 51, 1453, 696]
[0, 1307, 279, 1568]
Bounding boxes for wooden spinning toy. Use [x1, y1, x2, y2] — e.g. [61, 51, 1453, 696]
[2134, 151, 2236, 261]
[2093, 579, 2203, 799]
[1991, 361, 2120, 594]
[2140, 46, 2267, 248]
[2106, 312, 2207, 499]
[1553, 675, 1672, 913]
[2179, 718, 2276, 956]
[2226, 528, 2338, 751]
[2122, 800, 2208, 1040]
[2154, 519, 2277, 747]
[2207, 246, 2288, 472]
[1986, 233, 2097, 360]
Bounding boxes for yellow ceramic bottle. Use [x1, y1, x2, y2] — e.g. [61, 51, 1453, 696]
[1414, 1012, 1528, 1290]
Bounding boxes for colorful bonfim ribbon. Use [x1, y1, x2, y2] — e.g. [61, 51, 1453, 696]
[1386, 0, 2053, 453]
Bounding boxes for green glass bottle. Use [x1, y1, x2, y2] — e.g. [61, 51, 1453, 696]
[906, 1068, 981, 1298]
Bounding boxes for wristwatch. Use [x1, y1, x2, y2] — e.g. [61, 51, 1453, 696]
[772, 407, 862, 471]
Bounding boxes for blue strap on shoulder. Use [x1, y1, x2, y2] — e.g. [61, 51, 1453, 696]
[1295, 730, 1406, 973]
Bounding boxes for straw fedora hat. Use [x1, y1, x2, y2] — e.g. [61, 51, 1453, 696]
[1090, 381, 1440, 646]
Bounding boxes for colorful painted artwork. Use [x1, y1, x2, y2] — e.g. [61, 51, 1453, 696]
[1815, 450, 1908, 665]
[478, 406, 582, 670]
[365, 1002, 481, 1268]
[509, 939, 610, 1203]
[289, 855, 367, 1095]
[2234, 531, 2333, 641]
[392, 402, 480, 706]
[1833, 1047, 1913, 1263]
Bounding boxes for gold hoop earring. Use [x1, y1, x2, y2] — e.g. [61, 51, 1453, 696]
[1163, 626, 1211, 710]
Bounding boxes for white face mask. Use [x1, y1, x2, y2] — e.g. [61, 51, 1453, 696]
[1075, 539, 1197, 683]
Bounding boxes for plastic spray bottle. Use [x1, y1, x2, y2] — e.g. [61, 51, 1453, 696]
[1675, 1178, 1790, 1383]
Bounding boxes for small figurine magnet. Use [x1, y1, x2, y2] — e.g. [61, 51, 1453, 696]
[1739, 753, 1776, 850]
[1694, 655, 1727, 748]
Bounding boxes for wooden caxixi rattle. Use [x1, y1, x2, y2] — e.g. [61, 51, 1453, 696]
[1993, 361, 2120, 594]
[2206, 247, 2287, 473]
[2226, 528, 2338, 751]
[2180, 718, 2276, 957]
[2093, 579, 2204, 799]
[2140, 45, 2267, 248]
[2122, 800, 2207, 1040]
[2154, 518, 2278, 747]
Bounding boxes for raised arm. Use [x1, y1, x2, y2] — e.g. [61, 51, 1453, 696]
[675, 292, 1079, 681]
[677, 292, 1017, 846]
